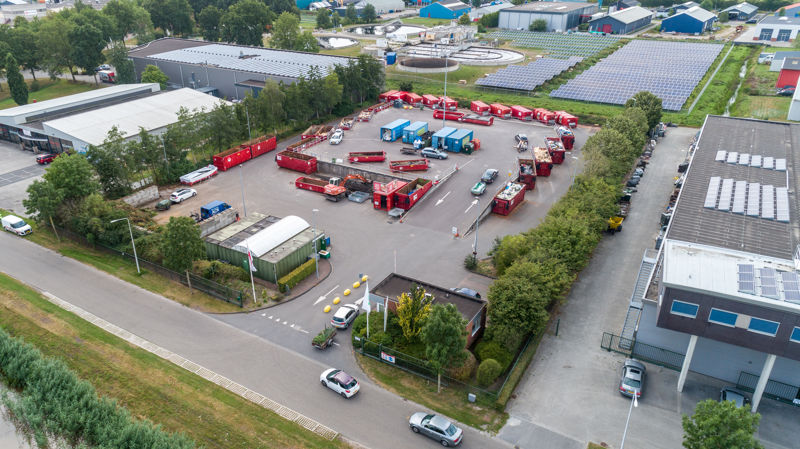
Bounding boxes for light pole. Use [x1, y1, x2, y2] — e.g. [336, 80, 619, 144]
[619, 391, 639, 449]
[472, 197, 480, 259]
[158, 134, 169, 166]
[442, 49, 450, 129]
[111, 217, 140, 274]
[312, 208, 319, 279]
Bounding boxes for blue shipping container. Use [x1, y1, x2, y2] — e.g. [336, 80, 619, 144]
[386, 52, 397, 65]
[402, 121, 429, 143]
[445, 129, 474, 153]
[431, 127, 457, 149]
[380, 119, 411, 142]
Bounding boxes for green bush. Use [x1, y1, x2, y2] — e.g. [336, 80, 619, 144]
[447, 350, 477, 381]
[475, 340, 513, 371]
[277, 258, 316, 292]
[464, 253, 478, 269]
[476, 359, 503, 387]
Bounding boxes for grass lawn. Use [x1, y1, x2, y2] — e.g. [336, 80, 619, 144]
[400, 17, 453, 27]
[587, 444, 606, 449]
[355, 354, 508, 433]
[0, 79, 106, 110]
[0, 273, 347, 449]
[729, 49, 792, 121]
[320, 43, 366, 58]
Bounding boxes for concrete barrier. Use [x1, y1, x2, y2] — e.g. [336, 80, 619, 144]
[122, 185, 159, 207]
[199, 208, 239, 238]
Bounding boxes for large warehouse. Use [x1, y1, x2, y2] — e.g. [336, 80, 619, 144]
[498, 2, 597, 32]
[660, 6, 716, 34]
[754, 15, 800, 42]
[626, 116, 800, 412]
[0, 83, 225, 154]
[419, 0, 470, 19]
[588, 5, 653, 34]
[128, 38, 354, 101]
[722, 2, 757, 21]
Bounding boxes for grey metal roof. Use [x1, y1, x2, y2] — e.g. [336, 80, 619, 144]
[759, 15, 800, 25]
[438, 0, 470, 11]
[372, 273, 486, 321]
[666, 116, 800, 260]
[783, 57, 800, 70]
[132, 39, 352, 79]
[722, 2, 757, 14]
[679, 5, 716, 22]
[507, 1, 593, 13]
[600, 5, 653, 24]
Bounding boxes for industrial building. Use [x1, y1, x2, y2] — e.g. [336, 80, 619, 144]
[673, 1, 699, 13]
[0, 0, 46, 23]
[0, 83, 225, 154]
[204, 213, 325, 284]
[588, 5, 652, 34]
[660, 6, 716, 34]
[626, 115, 800, 412]
[468, 1, 514, 21]
[128, 38, 354, 101]
[419, 0, 470, 19]
[754, 15, 800, 41]
[498, 2, 597, 32]
[777, 2, 800, 17]
[788, 86, 800, 120]
[777, 57, 800, 87]
[769, 51, 800, 71]
[615, 0, 641, 10]
[371, 273, 487, 347]
[722, 2, 757, 21]
[333, 0, 404, 15]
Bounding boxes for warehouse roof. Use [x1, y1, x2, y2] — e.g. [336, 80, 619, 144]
[434, 0, 470, 11]
[206, 213, 319, 264]
[722, 2, 757, 14]
[42, 88, 226, 146]
[675, 1, 699, 8]
[598, 5, 653, 23]
[372, 273, 486, 322]
[506, 1, 593, 13]
[233, 215, 310, 257]
[665, 115, 800, 260]
[129, 38, 353, 79]
[760, 15, 800, 25]
[675, 5, 716, 22]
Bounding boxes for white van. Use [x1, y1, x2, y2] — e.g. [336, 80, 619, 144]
[2, 215, 32, 236]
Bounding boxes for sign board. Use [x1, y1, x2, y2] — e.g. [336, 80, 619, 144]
[452, 226, 458, 236]
[380, 351, 396, 364]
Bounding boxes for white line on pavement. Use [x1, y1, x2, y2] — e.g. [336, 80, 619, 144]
[300, 329, 310, 334]
[435, 191, 451, 206]
[332, 342, 340, 346]
[283, 321, 288, 325]
[314, 284, 340, 305]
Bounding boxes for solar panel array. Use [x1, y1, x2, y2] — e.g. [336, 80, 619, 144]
[475, 56, 582, 91]
[715, 151, 787, 172]
[737, 263, 800, 303]
[704, 178, 790, 223]
[550, 40, 724, 111]
[485, 30, 620, 58]
[148, 43, 350, 79]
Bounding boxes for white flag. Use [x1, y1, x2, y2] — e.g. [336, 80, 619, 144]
[361, 281, 371, 313]
[247, 250, 257, 272]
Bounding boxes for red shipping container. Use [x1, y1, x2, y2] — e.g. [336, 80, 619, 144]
[510, 105, 533, 121]
[492, 182, 526, 216]
[518, 158, 537, 191]
[389, 159, 429, 172]
[389, 91, 406, 102]
[392, 178, 433, 210]
[490, 103, 511, 118]
[554, 110, 578, 128]
[404, 92, 423, 105]
[213, 145, 252, 171]
[379, 90, 399, 101]
[348, 151, 386, 163]
[556, 126, 575, 150]
[470, 101, 490, 116]
[422, 94, 439, 106]
[249, 135, 277, 158]
[275, 150, 317, 174]
[295, 176, 328, 193]
[533, 108, 555, 125]
[544, 137, 566, 164]
[373, 179, 408, 210]
[533, 147, 553, 177]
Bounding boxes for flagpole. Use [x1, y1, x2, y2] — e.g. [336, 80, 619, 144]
[384, 296, 388, 332]
[246, 241, 257, 304]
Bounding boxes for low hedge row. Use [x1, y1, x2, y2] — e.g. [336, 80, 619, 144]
[277, 258, 316, 293]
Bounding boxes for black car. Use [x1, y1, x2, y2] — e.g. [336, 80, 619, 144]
[777, 86, 796, 96]
[450, 287, 481, 299]
[481, 169, 499, 184]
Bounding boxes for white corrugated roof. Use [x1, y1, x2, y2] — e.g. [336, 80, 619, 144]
[680, 5, 716, 22]
[42, 88, 228, 146]
[722, 2, 757, 14]
[601, 5, 652, 24]
[233, 216, 310, 257]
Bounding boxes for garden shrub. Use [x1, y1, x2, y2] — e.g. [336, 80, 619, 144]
[447, 350, 477, 382]
[475, 340, 513, 371]
[477, 359, 503, 387]
[277, 258, 316, 292]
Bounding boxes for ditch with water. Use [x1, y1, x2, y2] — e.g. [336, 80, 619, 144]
[725, 61, 748, 116]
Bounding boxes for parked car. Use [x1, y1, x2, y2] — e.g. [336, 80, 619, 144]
[514, 134, 528, 144]
[409, 412, 463, 447]
[420, 147, 448, 160]
[470, 181, 487, 196]
[2, 214, 32, 236]
[331, 304, 359, 329]
[320, 368, 360, 398]
[94, 64, 111, 71]
[450, 287, 481, 299]
[719, 387, 751, 408]
[35, 153, 57, 164]
[619, 359, 646, 398]
[777, 86, 796, 96]
[155, 199, 172, 211]
[170, 188, 197, 203]
[481, 168, 499, 184]
[329, 129, 344, 145]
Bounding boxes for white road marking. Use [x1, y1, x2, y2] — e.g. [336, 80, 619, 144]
[465, 199, 479, 214]
[332, 342, 340, 346]
[261, 313, 266, 317]
[268, 315, 273, 319]
[300, 329, 310, 334]
[290, 324, 295, 328]
[283, 321, 288, 325]
[435, 191, 451, 206]
[313, 284, 340, 305]
[275, 317, 280, 322]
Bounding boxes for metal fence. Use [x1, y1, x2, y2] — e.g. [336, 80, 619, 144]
[601, 332, 685, 371]
[56, 227, 243, 307]
[737, 371, 800, 406]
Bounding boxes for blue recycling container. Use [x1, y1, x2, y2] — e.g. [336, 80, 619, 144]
[386, 52, 397, 65]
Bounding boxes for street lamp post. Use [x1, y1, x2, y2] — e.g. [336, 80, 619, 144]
[473, 197, 480, 259]
[619, 391, 639, 449]
[312, 208, 319, 279]
[110, 217, 140, 274]
[442, 50, 450, 129]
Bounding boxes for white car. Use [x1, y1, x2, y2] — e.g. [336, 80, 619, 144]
[170, 188, 197, 203]
[2, 215, 32, 236]
[331, 304, 359, 329]
[320, 368, 360, 398]
[329, 129, 344, 145]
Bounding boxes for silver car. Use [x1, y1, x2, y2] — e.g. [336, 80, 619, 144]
[619, 359, 645, 398]
[420, 147, 448, 160]
[409, 412, 463, 446]
[331, 304, 359, 329]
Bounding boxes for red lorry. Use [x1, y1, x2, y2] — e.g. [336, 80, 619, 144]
[490, 103, 512, 119]
[389, 159, 429, 172]
[556, 126, 575, 150]
[517, 158, 537, 190]
[533, 147, 553, 177]
[534, 108, 556, 125]
[276, 150, 317, 174]
[295, 176, 347, 201]
[492, 182, 526, 216]
[554, 111, 578, 128]
[392, 178, 433, 210]
[470, 101, 490, 116]
[348, 151, 386, 163]
[511, 105, 533, 121]
[544, 137, 566, 164]
[433, 110, 465, 122]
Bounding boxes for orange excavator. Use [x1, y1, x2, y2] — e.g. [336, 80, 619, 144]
[331, 174, 372, 194]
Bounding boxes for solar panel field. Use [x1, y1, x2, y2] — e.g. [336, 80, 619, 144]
[476, 56, 583, 91]
[485, 30, 622, 58]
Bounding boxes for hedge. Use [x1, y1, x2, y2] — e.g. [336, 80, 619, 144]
[277, 258, 317, 293]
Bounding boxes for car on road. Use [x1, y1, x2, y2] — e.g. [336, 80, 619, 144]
[331, 304, 359, 329]
[409, 412, 463, 446]
[329, 129, 344, 145]
[481, 168, 499, 184]
[170, 188, 197, 203]
[719, 387, 750, 408]
[94, 64, 111, 71]
[420, 147, 448, 160]
[2, 215, 32, 236]
[470, 181, 487, 196]
[619, 359, 645, 398]
[35, 153, 58, 164]
[450, 287, 481, 299]
[320, 368, 360, 398]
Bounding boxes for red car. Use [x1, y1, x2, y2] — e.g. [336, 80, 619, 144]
[35, 153, 57, 164]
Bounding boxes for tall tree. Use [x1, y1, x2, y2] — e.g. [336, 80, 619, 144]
[201, 102, 241, 156]
[72, 5, 115, 42]
[362, 4, 376, 23]
[103, 0, 153, 42]
[141, 64, 169, 89]
[41, 153, 100, 202]
[219, 0, 274, 46]
[107, 41, 136, 84]
[606, 114, 647, 155]
[68, 23, 105, 84]
[581, 128, 634, 182]
[86, 127, 133, 199]
[294, 30, 319, 52]
[23, 179, 64, 237]
[271, 11, 300, 50]
[625, 91, 662, 130]
[487, 261, 551, 351]
[9, 21, 41, 80]
[188, 0, 213, 19]
[265, 0, 298, 15]
[250, 79, 285, 135]
[6, 54, 28, 106]
[141, 0, 193, 36]
[316, 8, 331, 29]
[396, 284, 432, 341]
[161, 216, 205, 272]
[198, 5, 223, 41]
[420, 304, 467, 393]
[345, 4, 358, 23]
[682, 400, 763, 449]
[458, 12, 470, 25]
[37, 14, 76, 80]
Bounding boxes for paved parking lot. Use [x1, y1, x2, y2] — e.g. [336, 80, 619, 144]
[0, 142, 45, 214]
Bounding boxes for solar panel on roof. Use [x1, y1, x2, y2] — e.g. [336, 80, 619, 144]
[732, 181, 747, 214]
[747, 182, 760, 216]
[775, 158, 787, 171]
[781, 271, 800, 302]
[763, 157, 774, 169]
[762, 184, 775, 220]
[738, 153, 750, 165]
[751, 155, 762, 167]
[704, 176, 721, 208]
[726, 152, 738, 164]
[715, 150, 727, 161]
[776, 187, 790, 222]
[718, 178, 734, 211]
[738, 264, 755, 294]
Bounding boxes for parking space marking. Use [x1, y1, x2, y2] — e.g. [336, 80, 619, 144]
[0, 164, 45, 188]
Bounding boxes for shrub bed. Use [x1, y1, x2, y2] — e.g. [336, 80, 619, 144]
[277, 258, 316, 292]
